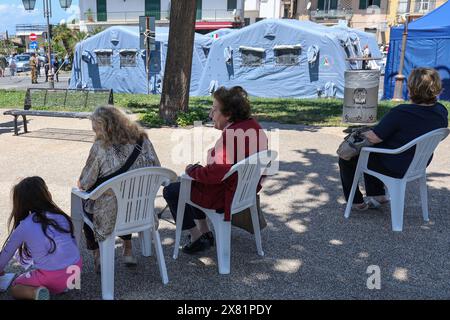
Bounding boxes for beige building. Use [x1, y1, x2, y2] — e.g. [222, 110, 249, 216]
[392, 0, 447, 23]
[273, 0, 447, 44]
[294, 0, 390, 44]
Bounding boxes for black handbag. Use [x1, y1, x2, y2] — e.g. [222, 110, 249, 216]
[336, 127, 374, 160]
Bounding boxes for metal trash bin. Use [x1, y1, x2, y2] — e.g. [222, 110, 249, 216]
[343, 69, 380, 124]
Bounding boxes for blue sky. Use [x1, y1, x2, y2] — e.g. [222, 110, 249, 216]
[0, 0, 80, 35]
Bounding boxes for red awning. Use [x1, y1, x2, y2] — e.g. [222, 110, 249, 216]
[195, 21, 238, 30]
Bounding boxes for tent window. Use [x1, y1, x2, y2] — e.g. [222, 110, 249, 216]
[240, 47, 265, 66]
[120, 51, 136, 67]
[274, 46, 301, 66]
[96, 52, 112, 66]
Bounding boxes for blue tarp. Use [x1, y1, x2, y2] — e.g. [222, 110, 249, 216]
[195, 19, 380, 98]
[384, 1, 450, 100]
[69, 26, 210, 94]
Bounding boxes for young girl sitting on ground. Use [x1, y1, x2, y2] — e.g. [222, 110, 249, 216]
[0, 176, 82, 300]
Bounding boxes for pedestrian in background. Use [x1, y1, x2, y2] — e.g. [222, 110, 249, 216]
[362, 45, 371, 70]
[53, 55, 59, 82]
[9, 56, 16, 76]
[0, 56, 7, 77]
[44, 56, 49, 82]
[29, 53, 38, 84]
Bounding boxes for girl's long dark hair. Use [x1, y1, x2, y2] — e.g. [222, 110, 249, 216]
[2, 176, 74, 263]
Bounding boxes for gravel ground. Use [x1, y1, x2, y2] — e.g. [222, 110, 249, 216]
[0, 112, 449, 300]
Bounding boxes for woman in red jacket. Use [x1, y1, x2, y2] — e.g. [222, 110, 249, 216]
[163, 86, 267, 254]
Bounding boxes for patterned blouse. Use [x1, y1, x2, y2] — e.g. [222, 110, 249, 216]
[79, 138, 160, 242]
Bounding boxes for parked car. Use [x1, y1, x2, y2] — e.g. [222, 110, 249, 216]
[15, 54, 31, 72]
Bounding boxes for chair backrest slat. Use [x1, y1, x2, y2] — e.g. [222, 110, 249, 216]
[227, 150, 278, 214]
[91, 167, 176, 234]
[405, 128, 449, 179]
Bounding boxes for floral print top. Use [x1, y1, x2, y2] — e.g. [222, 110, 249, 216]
[79, 138, 160, 241]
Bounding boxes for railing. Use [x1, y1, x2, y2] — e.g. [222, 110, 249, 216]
[200, 9, 244, 21]
[82, 9, 244, 23]
[396, 0, 446, 14]
[310, 9, 353, 20]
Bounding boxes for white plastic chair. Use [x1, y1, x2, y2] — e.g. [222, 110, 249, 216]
[173, 150, 278, 274]
[71, 167, 177, 300]
[344, 128, 450, 231]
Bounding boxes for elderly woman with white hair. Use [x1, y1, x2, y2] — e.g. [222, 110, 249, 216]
[77, 106, 160, 272]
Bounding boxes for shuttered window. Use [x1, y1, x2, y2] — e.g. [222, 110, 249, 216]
[96, 0, 107, 21]
[145, 0, 161, 20]
[196, 0, 202, 20]
[227, 0, 237, 11]
[359, 0, 381, 10]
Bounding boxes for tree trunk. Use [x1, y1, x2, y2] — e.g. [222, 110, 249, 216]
[159, 0, 197, 125]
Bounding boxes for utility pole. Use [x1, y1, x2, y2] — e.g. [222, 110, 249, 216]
[146, 17, 150, 95]
[140, 15, 155, 95]
[44, 0, 55, 89]
[392, 14, 410, 101]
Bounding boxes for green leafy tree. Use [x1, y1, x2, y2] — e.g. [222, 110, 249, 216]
[51, 23, 87, 69]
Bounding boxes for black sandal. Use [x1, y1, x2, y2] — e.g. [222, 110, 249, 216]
[182, 236, 208, 254]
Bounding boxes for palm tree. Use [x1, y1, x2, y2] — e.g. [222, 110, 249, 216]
[52, 24, 73, 57]
[51, 24, 87, 69]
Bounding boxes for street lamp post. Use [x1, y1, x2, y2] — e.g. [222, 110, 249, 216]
[22, 0, 72, 89]
[392, 13, 410, 101]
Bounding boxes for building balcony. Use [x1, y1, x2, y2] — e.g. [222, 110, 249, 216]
[81, 9, 244, 24]
[396, 0, 446, 15]
[310, 9, 353, 22]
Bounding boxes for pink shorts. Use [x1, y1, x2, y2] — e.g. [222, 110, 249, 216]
[13, 258, 82, 294]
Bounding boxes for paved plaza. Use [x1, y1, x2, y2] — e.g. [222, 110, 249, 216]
[0, 112, 449, 300]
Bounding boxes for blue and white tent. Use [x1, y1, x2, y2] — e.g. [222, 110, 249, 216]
[195, 19, 379, 98]
[330, 24, 381, 60]
[156, 27, 211, 94]
[69, 26, 210, 94]
[384, 1, 450, 100]
[205, 28, 236, 39]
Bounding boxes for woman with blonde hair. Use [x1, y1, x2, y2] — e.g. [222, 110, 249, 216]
[339, 67, 448, 211]
[77, 105, 160, 272]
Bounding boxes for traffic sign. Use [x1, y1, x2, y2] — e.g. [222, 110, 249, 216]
[139, 16, 155, 50]
[29, 41, 38, 49]
[29, 33, 37, 41]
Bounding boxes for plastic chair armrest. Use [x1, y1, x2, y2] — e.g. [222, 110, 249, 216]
[180, 173, 194, 181]
[361, 146, 404, 155]
[71, 187, 90, 200]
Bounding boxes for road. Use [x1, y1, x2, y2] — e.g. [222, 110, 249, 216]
[0, 70, 70, 90]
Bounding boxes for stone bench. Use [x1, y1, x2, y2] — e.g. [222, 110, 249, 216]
[3, 88, 113, 135]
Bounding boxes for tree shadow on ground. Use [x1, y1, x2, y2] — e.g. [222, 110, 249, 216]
[1, 149, 449, 300]
[253, 148, 450, 299]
